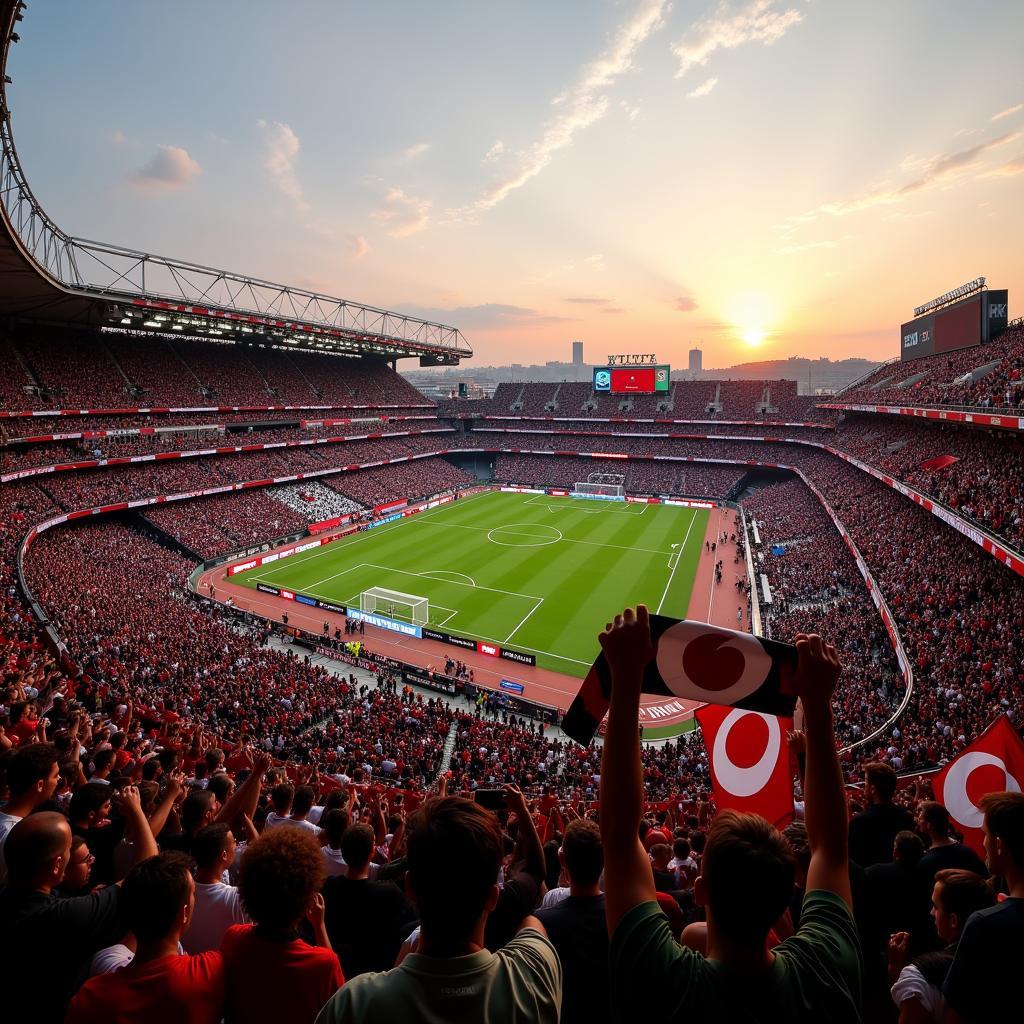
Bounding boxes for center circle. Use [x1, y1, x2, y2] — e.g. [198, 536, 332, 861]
[487, 523, 563, 548]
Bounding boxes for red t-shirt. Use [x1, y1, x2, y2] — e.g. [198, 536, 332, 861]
[66, 951, 224, 1024]
[220, 924, 344, 1023]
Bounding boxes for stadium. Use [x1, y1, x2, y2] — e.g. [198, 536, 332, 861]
[1, 3, 1022, 1023]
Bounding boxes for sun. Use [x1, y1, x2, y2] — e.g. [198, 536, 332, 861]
[742, 329, 766, 347]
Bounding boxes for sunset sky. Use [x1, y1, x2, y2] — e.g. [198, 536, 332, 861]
[9, 0, 1023, 368]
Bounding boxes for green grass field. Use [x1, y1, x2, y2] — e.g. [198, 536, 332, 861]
[234, 490, 709, 677]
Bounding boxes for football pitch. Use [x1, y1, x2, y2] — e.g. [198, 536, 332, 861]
[234, 491, 709, 677]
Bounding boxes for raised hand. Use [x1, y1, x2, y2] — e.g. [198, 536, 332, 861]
[599, 605, 656, 681]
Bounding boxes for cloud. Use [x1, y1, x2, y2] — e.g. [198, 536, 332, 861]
[980, 155, 1024, 179]
[258, 120, 308, 211]
[992, 102, 1023, 122]
[402, 302, 575, 331]
[602, 306, 627, 314]
[371, 186, 433, 237]
[672, 0, 802, 79]
[111, 130, 126, 145]
[686, 76, 719, 99]
[129, 145, 201, 192]
[584, 253, 606, 270]
[400, 142, 432, 162]
[564, 296, 610, 304]
[620, 100, 642, 121]
[458, 0, 668, 217]
[482, 141, 505, 164]
[347, 234, 369, 259]
[785, 131, 1021, 228]
[673, 294, 698, 312]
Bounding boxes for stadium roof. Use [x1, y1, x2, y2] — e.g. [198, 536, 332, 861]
[0, 1, 471, 364]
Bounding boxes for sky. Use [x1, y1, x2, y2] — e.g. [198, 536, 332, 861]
[8, 0, 1024, 369]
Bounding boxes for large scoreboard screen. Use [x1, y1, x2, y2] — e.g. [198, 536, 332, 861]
[594, 364, 670, 394]
[901, 288, 1008, 362]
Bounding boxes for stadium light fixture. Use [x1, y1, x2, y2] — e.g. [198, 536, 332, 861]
[120, 317, 131, 324]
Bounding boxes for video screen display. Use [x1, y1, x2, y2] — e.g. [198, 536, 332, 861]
[594, 365, 670, 393]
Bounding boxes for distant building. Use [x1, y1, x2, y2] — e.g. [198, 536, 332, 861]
[572, 340, 584, 365]
[688, 347, 702, 374]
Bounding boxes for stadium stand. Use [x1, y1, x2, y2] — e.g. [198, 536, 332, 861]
[4, 339, 1024, 1023]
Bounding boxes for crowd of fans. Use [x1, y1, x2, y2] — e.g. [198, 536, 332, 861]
[4, 336, 1024, 1020]
[269, 484, 365, 525]
[0, 330, 438, 412]
[143, 492, 309, 559]
[839, 326, 1024, 409]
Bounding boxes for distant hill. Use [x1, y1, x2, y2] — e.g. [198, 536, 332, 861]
[686, 356, 880, 394]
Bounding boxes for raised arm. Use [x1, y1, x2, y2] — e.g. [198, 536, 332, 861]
[215, 751, 273, 827]
[791, 634, 850, 907]
[117, 785, 158, 872]
[599, 605, 658, 933]
[504, 783, 545, 880]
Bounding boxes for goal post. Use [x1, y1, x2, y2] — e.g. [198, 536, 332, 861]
[360, 587, 429, 625]
[572, 472, 625, 499]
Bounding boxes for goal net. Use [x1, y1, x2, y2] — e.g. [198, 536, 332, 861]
[572, 472, 625, 499]
[360, 587, 429, 625]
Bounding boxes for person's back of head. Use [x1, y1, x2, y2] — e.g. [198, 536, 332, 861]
[4, 811, 71, 887]
[562, 818, 603, 889]
[193, 822, 233, 873]
[207, 772, 232, 805]
[697, 811, 795, 950]
[893, 829, 925, 868]
[340, 823, 374, 872]
[863, 762, 898, 804]
[918, 800, 951, 840]
[292, 785, 315, 818]
[673, 838, 691, 861]
[321, 808, 350, 850]
[980, 791, 1024, 874]
[68, 782, 111, 827]
[180, 789, 216, 835]
[5, 743, 59, 806]
[123, 852, 195, 945]
[407, 796, 503, 952]
[270, 782, 294, 816]
[92, 749, 116, 777]
[238, 827, 324, 935]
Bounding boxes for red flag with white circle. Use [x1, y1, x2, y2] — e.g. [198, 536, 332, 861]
[933, 715, 1024, 858]
[696, 705, 794, 829]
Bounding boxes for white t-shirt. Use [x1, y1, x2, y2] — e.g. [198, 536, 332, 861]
[891, 964, 946, 1019]
[540, 886, 571, 909]
[321, 846, 381, 880]
[90, 944, 135, 976]
[0, 810, 24, 885]
[182, 881, 249, 954]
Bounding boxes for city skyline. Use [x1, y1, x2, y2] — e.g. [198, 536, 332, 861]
[8, 0, 1023, 368]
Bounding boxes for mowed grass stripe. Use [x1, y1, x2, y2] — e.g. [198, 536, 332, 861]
[233, 492, 709, 676]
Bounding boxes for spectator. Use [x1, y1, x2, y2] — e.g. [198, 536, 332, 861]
[942, 792, 1024, 1023]
[916, 801, 988, 887]
[848, 762, 915, 868]
[0, 742, 60, 884]
[536, 818, 610, 1024]
[0, 788, 157, 1023]
[221, 827, 344, 1024]
[316, 796, 561, 1023]
[322, 822, 415, 978]
[600, 609, 860, 1021]
[865, 830, 933, 963]
[889, 868, 995, 1024]
[66, 852, 225, 1024]
[182, 823, 248, 954]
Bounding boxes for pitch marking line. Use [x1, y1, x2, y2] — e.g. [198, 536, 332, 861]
[502, 597, 545, 646]
[359, 562, 543, 603]
[656, 509, 699, 616]
[415, 570, 477, 586]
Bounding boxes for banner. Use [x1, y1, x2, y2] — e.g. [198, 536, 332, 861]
[696, 705, 795, 829]
[933, 715, 1024, 857]
[562, 618, 798, 746]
